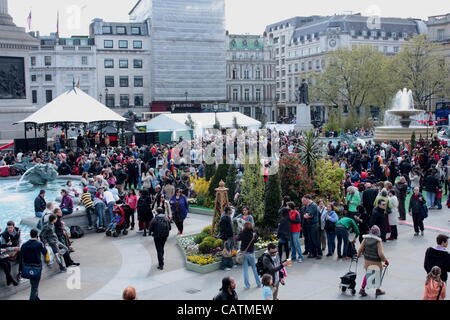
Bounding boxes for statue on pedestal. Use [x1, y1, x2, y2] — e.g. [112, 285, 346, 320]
[298, 79, 309, 105]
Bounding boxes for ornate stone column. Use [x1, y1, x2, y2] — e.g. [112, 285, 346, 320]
[0, 0, 14, 26]
[212, 180, 229, 235]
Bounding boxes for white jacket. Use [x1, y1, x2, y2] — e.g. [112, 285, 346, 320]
[388, 195, 398, 226]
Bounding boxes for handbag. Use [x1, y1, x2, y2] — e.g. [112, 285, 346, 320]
[22, 264, 42, 280]
[236, 234, 255, 265]
[420, 203, 428, 220]
[436, 284, 443, 300]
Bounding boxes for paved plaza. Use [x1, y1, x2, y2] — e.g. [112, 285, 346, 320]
[6, 205, 450, 300]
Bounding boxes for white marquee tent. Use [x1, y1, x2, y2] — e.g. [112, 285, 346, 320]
[16, 87, 127, 125]
[144, 112, 261, 138]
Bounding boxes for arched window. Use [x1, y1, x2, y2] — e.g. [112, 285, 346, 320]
[232, 68, 238, 80]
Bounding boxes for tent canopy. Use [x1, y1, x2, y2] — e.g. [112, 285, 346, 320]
[144, 112, 261, 132]
[16, 88, 126, 125]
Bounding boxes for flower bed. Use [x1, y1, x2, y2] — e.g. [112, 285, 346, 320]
[176, 227, 275, 274]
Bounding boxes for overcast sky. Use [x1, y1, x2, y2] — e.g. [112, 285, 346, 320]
[8, 0, 450, 37]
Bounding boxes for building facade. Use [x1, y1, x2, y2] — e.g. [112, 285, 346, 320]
[0, 0, 39, 140]
[28, 33, 97, 109]
[129, 0, 227, 113]
[264, 14, 427, 123]
[89, 19, 151, 116]
[226, 34, 276, 121]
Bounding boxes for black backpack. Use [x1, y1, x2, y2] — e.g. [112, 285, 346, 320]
[70, 226, 85, 239]
[256, 253, 270, 277]
[152, 216, 170, 238]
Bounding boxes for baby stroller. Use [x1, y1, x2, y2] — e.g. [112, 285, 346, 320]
[106, 205, 129, 237]
[339, 242, 358, 295]
[120, 204, 134, 230]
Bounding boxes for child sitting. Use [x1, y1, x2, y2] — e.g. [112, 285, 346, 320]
[105, 211, 122, 236]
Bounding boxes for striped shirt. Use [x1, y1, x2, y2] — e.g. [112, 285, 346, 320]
[81, 192, 94, 209]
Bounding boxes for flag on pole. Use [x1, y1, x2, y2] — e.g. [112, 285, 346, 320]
[57, 11, 60, 36]
[27, 11, 32, 31]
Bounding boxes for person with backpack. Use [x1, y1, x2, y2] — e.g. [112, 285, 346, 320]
[137, 189, 153, 236]
[149, 207, 171, 270]
[213, 277, 238, 301]
[260, 243, 289, 300]
[235, 221, 260, 289]
[20, 229, 47, 300]
[423, 266, 446, 300]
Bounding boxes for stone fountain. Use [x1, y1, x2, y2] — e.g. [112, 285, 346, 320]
[374, 89, 435, 142]
[17, 163, 58, 186]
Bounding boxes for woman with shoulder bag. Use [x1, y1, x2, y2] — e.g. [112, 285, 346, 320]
[236, 221, 261, 289]
[323, 204, 338, 257]
[423, 266, 446, 300]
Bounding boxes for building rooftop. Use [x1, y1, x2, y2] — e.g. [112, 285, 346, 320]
[228, 34, 263, 50]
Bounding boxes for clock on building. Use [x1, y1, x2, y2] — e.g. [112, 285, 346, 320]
[328, 39, 337, 47]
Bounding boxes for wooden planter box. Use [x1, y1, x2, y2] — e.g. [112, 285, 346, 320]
[177, 235, 266, 274]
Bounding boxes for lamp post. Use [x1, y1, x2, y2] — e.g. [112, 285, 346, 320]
[99, 93, 103, 103]
[213, 101, 219, 126]
[104, 88, 109, 107]
[185, 91, 188, 102]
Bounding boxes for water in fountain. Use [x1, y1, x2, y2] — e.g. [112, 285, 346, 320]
[383, 88, 427, 127]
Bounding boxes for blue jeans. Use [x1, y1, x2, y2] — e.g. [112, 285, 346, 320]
[426, 192, 436, 208]
[35, 212, 43, 218]
[336, 226, 349, 258]
[106, 202, 115, 224]
[242, 253, 261, 288]
[326, 231, 336, 255]
[290, 232, 303, 260]
[85, 207, 94, 227]
[95, 202, 106, 228]
[61, 208, 73, 215]
[30, 276, 41, 300]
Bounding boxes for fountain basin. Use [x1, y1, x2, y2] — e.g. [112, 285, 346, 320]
[387, 110, 425, 128]
[374, 126, 436, 142]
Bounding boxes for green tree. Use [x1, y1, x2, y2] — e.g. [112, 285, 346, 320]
[314, 159, 346, 203]
[208, 164, 230, 199]
[264, 172, 282, 231]
[279, 155, 314, 204]
[239, 159, 265, 225]
[311, 46, 396, 122]
[393, 35, 450, 110]
[298, 130, 322, 177]
[205, 163, 216, 181]
[225, 164, 238, 203]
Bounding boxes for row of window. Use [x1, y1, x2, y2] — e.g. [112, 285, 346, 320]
[231, 68, 262, 80]
[105, 76, 144, 87]
[102, 26, 142, 36]
[32, 89, 53, 104]
[104, 58, 143, 69]
[103, 40, 142, 49]
[231, 88, 263, 101]
[104, 94, 144, 107]
[31, 56, 89, 67]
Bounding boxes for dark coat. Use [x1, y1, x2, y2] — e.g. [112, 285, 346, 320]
[169, 195, 189, 221]
[424, 175, 440, 193]
[409, 193, 426, 214]
[362, 188, 378, 211]
[218, 214, 233, 240]
[424, 247, 450, 282]
[34, 195, 46, 213]
[370, 207, 385, 231]
[277, 217, 291, 242]
[237, 229, 256, 253]
[395, 181, 408, 199]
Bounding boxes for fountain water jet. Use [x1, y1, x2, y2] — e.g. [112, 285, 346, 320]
[374, 89, 434, 142]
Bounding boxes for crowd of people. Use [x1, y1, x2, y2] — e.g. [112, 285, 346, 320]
[1, 131, 450, 300]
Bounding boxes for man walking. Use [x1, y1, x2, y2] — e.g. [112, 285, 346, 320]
[149, 207, 171, 270]
[20, 229, 47, 300]
[424, 234, 450, 283]
[219, 206, 234, 271]
[262, 243, 289, 300]
[395, 176, 408, 220]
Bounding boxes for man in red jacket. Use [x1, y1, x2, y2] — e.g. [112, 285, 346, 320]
[288, 202, 303, 263]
